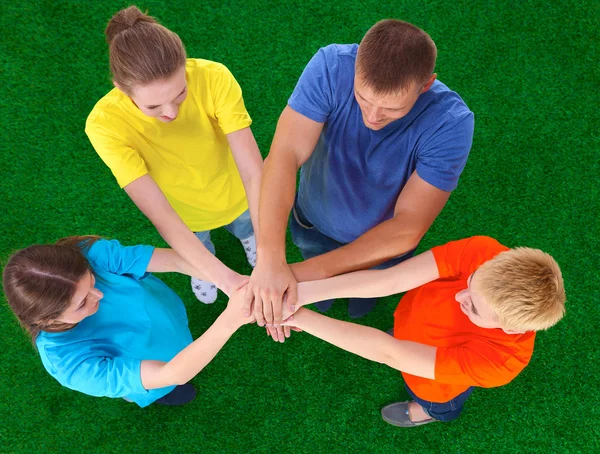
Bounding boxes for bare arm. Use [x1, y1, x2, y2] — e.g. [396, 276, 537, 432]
[284, 308, 436, 379]
[227, 127, 264, 237]
[294, 250, 439, 308]
[124, 174, 243, 295]
[140, 287, 253, 389]
[245, 106, 324, 332]
[289, 171, 450, 282]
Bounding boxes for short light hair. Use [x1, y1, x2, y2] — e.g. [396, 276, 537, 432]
[475, 248, 566, 332]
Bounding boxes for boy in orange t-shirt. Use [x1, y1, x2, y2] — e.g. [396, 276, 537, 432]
[272, 236, 566, 427]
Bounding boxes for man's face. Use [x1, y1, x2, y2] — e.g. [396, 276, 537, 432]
[126, 66, 188, 123]
[353, 74, 425, 130]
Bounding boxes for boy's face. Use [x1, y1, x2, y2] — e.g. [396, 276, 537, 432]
[455, 273, 524, 334]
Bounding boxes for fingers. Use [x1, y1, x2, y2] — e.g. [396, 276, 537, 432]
[276, 326, 285, 343]
[272, 297, 283, 328]
[263, 298, 274, 328]
[243, 285, 254, 317]
[284, 325, 291, 339]
[266, 325, 279, 342]
[287, 280, 298, 313]
[253, 292, 266, 327]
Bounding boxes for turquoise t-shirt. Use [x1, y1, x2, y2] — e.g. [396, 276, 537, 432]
[36, 239, 193, 408]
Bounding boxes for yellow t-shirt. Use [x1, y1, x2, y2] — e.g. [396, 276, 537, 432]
[85, 59, 251, 232]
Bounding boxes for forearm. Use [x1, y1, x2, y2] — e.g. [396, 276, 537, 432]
[292, 309, 436, 378]
[145, 312, 239, 388]
[126, 175, 239, 292]
[243, 173, 262, 239]
[228, 127, 263, 238]
[293, 216, 422, 280]
[154, 213, 239, 290]
[257, 152, 298, 261]
[295, 251, 438, 305]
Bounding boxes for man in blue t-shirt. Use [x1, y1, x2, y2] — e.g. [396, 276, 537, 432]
[247, 20, 474, 337]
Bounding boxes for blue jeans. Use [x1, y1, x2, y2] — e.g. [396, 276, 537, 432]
[194, 210, 253, 255]
[405, 383, 474, 422]
[289, 201, 416, 270]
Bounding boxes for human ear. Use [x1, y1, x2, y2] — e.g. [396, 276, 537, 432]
[420, 73, 437, 94]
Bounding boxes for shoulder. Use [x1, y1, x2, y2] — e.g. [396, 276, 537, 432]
[418, 80, 473, 128]
[185, 58, 240, 94]
[463, 236, 510, 263]
[310, 43, 357, 72]
[186, 58, 233, 81]
[86, 88, 128, 130]
[186, 57, 227, 73]
[457, 235, 510, 259]
[36, 330, 86, 377]
[431, 236, 509, 278]
[436, 332, 535, 387]
[84, 239, 154, 277]
[82, 238, 118, 264]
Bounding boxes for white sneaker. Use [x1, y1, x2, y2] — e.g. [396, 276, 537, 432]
[191, 278, 218, 304]
[240, 234, 257, 268]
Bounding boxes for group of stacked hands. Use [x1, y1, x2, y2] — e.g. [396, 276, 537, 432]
[2, 6, 566, 428]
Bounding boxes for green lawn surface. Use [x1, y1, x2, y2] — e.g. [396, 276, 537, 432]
[0, 1, 598, 452]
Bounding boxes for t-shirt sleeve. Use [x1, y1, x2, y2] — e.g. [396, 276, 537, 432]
[415, 111, 474, 192]
[287, 46, 337, 123]
[435, 339, 532, 388]
[85, 113, 148, 188]
[432, 236, 508, 280]
[210, 64, 252, 135]
[85, 239, 154, 279]
[40, 345, 147, 398]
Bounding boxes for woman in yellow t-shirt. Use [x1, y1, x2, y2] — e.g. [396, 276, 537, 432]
[86, 6, 263, 303]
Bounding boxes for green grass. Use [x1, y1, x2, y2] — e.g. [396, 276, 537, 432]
[1, 0, 598, 452]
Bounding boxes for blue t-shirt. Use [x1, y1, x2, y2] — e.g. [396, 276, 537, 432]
[289, 44, 474, 244]
[36, 240, 193, 408]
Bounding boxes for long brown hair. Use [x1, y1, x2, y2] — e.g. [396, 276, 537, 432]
[105, 6, 187, 93]
[2, 236, 101, 342]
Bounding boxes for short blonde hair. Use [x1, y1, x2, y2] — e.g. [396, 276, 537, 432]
[475, 248, 566, 332]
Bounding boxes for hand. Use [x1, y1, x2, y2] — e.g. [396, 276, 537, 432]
[245, 257, 297, 329]
[221, 271, 248, 297]
[281, 307, 308, 329]
[265, 324, 302, 342]
[224, 283, 255, 327]
[265, 325, 291, 343]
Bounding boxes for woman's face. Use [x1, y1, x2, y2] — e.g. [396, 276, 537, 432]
[127, 66, 188, 122]
[54, 271, 103, 324]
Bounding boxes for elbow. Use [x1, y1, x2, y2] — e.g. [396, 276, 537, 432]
[390, 228, 424, 256]
[172, 377, 188, 386]
[162, 367, 190, 387]
[382, 354, 403, 372]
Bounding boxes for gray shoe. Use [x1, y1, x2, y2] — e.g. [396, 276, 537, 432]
[381, 401, 438, 427]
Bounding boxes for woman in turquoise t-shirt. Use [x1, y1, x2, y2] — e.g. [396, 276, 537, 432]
[2, 236, 252, 407]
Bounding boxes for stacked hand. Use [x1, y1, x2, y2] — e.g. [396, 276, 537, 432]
[222, 265, 304, 341]
[243, 258, 298, 342]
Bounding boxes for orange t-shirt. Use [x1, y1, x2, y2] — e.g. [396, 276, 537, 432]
[393, 236, 536, 403]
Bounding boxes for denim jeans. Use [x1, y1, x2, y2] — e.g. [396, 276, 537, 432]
[405, 383, 474, 422]
[194, 209, 253, 255]
[289, 201, 416, 270]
